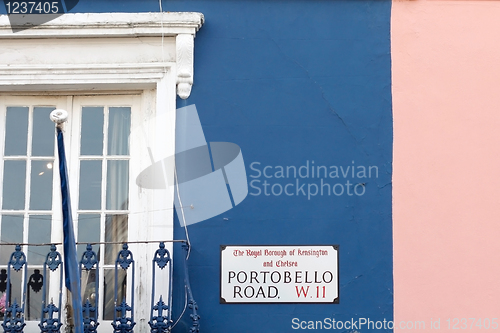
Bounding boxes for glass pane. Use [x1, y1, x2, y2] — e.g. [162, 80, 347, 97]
[27, 268, 49, 320]
[0, 268, 8, 295]
[28, 216, 51, 265]
[6, 270, 22, 310]
[30, 160, 54, 210]
[79, 160, 102, 210]
[104, 214, 127, 265]
[4, 106, 28, 156]
[81, 269, 98, 311]
[81, 107, 104, 156]
[32, 107, 55, 156]
[103, 269, 126, 320]
[0, 215, 23, 263]
[77, 214, 100, 260]
[106, 160, 129, 210]
[2, 160, 26, 210]
[108, 107, 131, 156]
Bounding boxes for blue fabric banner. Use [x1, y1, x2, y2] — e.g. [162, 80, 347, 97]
[56, 127, 83, 333]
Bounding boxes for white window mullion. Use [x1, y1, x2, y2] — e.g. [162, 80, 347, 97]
[101, 105, 110, 324]
[102, 105, 109, 213]
[24, 106, 33, 253]
[21, 105, 32, 324]
[101, 105, 108, 323]
[50, 96, 73, 318]
[98, 211, 105, 322]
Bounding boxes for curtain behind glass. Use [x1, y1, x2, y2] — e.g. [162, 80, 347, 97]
[108, 107, 130, 156]
[106, 107, 130, 211]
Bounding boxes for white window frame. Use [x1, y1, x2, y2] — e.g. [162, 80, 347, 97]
[0, 95, 68, 329]
[0, 94, 142, 330]
[0, 12, 204, 333]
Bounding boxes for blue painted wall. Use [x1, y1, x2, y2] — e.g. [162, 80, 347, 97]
[4, 0, 393, 331]
[167, 2, 393, 331]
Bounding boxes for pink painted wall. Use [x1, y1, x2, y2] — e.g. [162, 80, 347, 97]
[392, 0, 500, 329]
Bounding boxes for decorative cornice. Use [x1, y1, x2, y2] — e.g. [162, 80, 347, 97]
[0, 63, 173, 91]
[0, 12, 204, 38]
[0, 12, 204, 99]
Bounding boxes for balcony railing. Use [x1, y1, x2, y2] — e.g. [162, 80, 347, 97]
[0, 241, 199, 333]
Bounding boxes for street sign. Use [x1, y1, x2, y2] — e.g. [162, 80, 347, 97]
[220, 245, 339, 304]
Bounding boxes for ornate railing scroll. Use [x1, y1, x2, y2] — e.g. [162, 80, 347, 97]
[112, 244, 135, 333]
[2, 245, 28, 333]
[38, 244, 63, 333]
[0, 240, 197, 333]
[148, 242, 173, 333]
[80, 244, 99, 333]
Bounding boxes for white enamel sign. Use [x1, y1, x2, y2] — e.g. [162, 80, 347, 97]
[220, 245, 339, 303]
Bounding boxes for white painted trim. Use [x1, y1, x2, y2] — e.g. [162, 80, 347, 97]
[0, 12, 204, 38]
[0, 12, 204, 99]
[0, 63, 173, 92]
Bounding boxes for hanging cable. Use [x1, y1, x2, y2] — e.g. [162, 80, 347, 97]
[174, 166, 191, 259]
[159, 0, 167, 75]
[170, 284, 188, 330]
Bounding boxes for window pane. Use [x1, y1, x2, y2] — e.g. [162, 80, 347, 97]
[79, 160, 102, 210]
[2, 160, 26, 209]
[103, 269, 126, 320]
[106, 160, 129, 210]
[30, 160, 54, 210]
[81, 107, 104, 156]
[7, 270, 22, 310]
[104, 214, 127, 265]
[0, 215, 23, 263]
[108, 107, 130, 156]
[27, 268, 49, 320]
[28, 216, 51, 265]
[81, 269, 98, 313]
[0, 268, 8, 295]
[4, 106, 28, 156]
[77, 214, 100, 260]
[32, 107, 55, 157]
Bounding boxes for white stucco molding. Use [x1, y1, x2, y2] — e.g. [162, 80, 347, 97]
[0, 12, 203, 37]
[0, 12, 204, 98]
